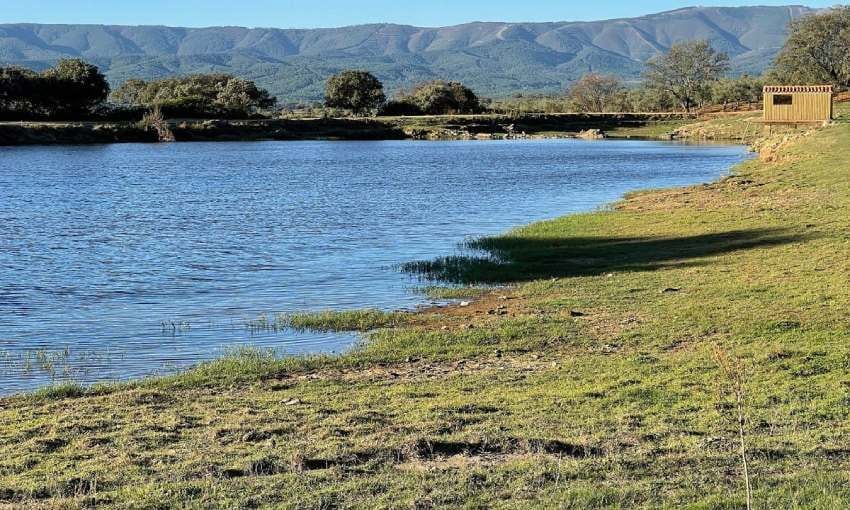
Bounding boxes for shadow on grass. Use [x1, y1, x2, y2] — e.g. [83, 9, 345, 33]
[402, 228, 806, 284]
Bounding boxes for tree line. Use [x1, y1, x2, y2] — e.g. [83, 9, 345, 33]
[112, 74, 276, 118]
[1, 6, 848, 120]
[325, 6, 850, 116]
[0, 62, 279, 121]
[555, 6, 850, 114]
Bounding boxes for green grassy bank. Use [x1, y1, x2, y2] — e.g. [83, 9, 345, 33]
[1, 109, 850, 508]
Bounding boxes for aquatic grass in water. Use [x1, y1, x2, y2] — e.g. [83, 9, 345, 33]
[288, 309, 412, 332]
[0, 347, 71, 379]
[415, 285, 492, 300]
[246, 309, 412, 334]
[0, 347, 126, 390]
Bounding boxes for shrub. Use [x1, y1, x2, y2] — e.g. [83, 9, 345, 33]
[324, 70, 386, 115]
[379, 99, 423, 116]
[401, 80, 482, 115]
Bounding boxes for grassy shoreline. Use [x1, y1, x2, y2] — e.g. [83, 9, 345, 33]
[3, 109, 850, 508]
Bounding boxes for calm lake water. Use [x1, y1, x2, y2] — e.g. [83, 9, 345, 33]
[0, 139, 748, 393]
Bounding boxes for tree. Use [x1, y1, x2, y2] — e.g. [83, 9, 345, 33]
[111, 74, 277, 116]
[111, 78, 149, 105]
[711, 75, 764, 107]
[0, 66, 39, 113]
[324, 70, 386, 115]
[567, 73, 625, 112]
[1, 60, 110, 119]
[41, 58, 110, 115]
[402, 80, 482, 115]
[623, 86, 676, 113]
[769, 6, 850, 87]
[216, 77, 276, 110]
[644, 41, 729, 112]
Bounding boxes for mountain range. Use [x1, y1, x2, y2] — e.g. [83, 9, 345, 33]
[0, 5, 816, 103]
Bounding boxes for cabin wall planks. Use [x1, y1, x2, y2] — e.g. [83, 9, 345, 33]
[763, 85, 833, 123]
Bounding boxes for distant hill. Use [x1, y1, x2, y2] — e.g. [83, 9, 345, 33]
[0, 5, 816, 103]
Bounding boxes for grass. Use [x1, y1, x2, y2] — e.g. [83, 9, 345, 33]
[415, 285, 493, 300]
[246, 309, 413, 333]
[287, 309, 413, 332]
[605, 120, 691, 139]
[2, 106, 850, 508]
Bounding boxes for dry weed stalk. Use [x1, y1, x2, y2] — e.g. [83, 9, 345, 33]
[712, 344, 753, 510]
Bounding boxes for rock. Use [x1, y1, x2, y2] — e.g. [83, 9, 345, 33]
[283, 398, 301, 406]
[601, 344, 621, 354]
[459, 301, 471, 307]
[241, 430, 269, 443]
[577, 129, 606, 140]
[661, 287, 681, 294]
[494, 349, 502, 358]
[570, 310, 586, 317]
[441, 325, 449, 331]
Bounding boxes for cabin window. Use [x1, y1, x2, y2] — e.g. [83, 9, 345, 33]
[773, 94, 793, 106]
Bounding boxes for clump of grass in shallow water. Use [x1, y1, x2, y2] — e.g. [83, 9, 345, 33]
[287, 309, 411, 332]
[245, 313, 285, 333]
[416, 285, 492, 300]
[246, 309, 411, 333]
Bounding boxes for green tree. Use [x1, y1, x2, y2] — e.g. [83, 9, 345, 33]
[324, 70, 386, 115]
[402, 80, 482, 115]
[1, 60, 110, 118]
[0, 66, 39, 113]
[769, 6, 850, 87]
[216, 77, 276, 110]
[111, 79, 149, 105]
[644, 41, 729, 112]
[111, 74, 276, 116]
[623, 86, 676, 112]
[711, 75, 764, 107]
[41, 58, 110, 115]
[567, 73, 625, 112]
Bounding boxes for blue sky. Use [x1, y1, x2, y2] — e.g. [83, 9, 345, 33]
[1, 1, 840, 27]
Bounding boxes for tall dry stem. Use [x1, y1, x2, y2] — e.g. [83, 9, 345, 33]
[139, 107, 175, 142]
[712, 344, 753, 510]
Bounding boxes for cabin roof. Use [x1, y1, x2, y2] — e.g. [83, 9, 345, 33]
[764, 85, 833, 94]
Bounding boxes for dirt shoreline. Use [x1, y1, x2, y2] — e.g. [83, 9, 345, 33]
[0, 113, 696, 146]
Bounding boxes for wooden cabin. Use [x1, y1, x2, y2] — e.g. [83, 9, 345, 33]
[763, 85, 833, 123]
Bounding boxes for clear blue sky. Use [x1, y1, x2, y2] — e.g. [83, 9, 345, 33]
[0, 1, 842, 28]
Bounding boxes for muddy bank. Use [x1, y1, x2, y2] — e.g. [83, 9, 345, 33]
[0, 113, 695, 146]
[0, 122, 158, 145]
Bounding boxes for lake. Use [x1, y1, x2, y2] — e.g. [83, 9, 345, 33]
[0, 139, 749, 393]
